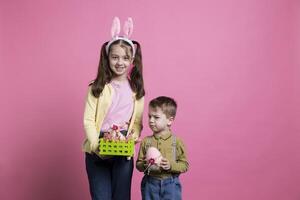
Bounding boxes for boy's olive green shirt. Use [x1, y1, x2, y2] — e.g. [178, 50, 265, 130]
[136, 130, 189, 179]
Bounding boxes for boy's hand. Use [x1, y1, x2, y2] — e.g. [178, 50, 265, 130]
[160, 157, 171, 170]
[140, 156, 150, 169]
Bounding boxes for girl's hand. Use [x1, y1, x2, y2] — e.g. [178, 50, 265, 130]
[90, 141, 99, 152]
[160, 157, 171, 170]
[135, 137, 142, 144]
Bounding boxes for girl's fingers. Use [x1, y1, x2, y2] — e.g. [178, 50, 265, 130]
[135, 138, 142, 144]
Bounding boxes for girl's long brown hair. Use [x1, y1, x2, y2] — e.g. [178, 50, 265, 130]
[90, 39, 145, 100]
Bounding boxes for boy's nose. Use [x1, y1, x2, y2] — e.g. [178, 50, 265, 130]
[149, 117, 154, 122]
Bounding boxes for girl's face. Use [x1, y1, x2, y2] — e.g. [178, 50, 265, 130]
[108, 44, 133, 81]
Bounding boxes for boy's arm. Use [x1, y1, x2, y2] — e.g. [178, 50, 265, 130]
[136, 139, 147, 172]
[168, 139, 189, 173]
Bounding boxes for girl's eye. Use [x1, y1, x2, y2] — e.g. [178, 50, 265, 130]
[110, 55, 118, 59]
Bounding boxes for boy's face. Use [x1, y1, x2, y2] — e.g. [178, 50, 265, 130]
[148, 106, 173, 134]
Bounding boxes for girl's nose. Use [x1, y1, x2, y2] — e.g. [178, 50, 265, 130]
[117, 59, 123, 65]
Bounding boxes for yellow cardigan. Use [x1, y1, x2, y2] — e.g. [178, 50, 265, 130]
[82, 83, 144, 153]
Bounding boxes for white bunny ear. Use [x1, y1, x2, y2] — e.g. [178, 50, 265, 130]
[123, 17, 133, 38]
[111, 17, 121, 38]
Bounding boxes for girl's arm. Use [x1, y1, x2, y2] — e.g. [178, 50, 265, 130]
[83, 86, 99, 152]
[131, 97, 144, 141]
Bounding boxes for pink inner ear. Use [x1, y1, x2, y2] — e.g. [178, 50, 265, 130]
[123, 21, 129, 37]
[123, 17, 133, 38]
[111, 17, 121, 38]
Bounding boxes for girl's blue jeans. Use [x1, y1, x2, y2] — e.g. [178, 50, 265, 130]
[85, 153, 133, 200]
[85, 130, 133, 200]
[141, 175, 182, 200]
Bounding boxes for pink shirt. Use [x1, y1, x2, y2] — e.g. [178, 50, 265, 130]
[101, 80, 134, 132]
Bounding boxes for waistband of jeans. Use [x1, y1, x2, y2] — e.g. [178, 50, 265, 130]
[145, 174, 179, 181]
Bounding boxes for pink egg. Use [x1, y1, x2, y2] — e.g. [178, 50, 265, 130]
[146, 147, 162, 165]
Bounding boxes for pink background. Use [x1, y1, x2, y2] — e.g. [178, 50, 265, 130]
[1, 0, 300, 199]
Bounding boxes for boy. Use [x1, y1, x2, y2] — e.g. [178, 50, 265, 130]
[136, 96, 189, 200]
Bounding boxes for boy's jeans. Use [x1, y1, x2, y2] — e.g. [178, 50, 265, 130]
[141, 175, 182, 200]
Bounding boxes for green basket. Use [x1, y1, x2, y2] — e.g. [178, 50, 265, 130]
[99, 139, 134, 156]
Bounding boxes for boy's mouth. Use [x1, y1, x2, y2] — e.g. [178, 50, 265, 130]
[149, 125, 156, 129]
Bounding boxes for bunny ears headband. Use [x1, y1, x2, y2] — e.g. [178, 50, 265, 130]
[105, 17, 136, 57]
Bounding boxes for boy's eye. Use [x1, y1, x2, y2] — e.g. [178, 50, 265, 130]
[148, 114, 159, 119]
[150, 116, 159, 119]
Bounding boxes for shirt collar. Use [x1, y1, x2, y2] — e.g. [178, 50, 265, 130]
[153, 130, 172, 140]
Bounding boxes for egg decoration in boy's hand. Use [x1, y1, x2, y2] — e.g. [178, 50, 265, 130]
[146, 147, 162, 166]
[144, 147, 163, 174]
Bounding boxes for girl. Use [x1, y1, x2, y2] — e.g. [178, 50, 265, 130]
[83, 17, 145, 200]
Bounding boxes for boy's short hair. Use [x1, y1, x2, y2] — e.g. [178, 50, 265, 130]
[149, 96, 177, 118]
